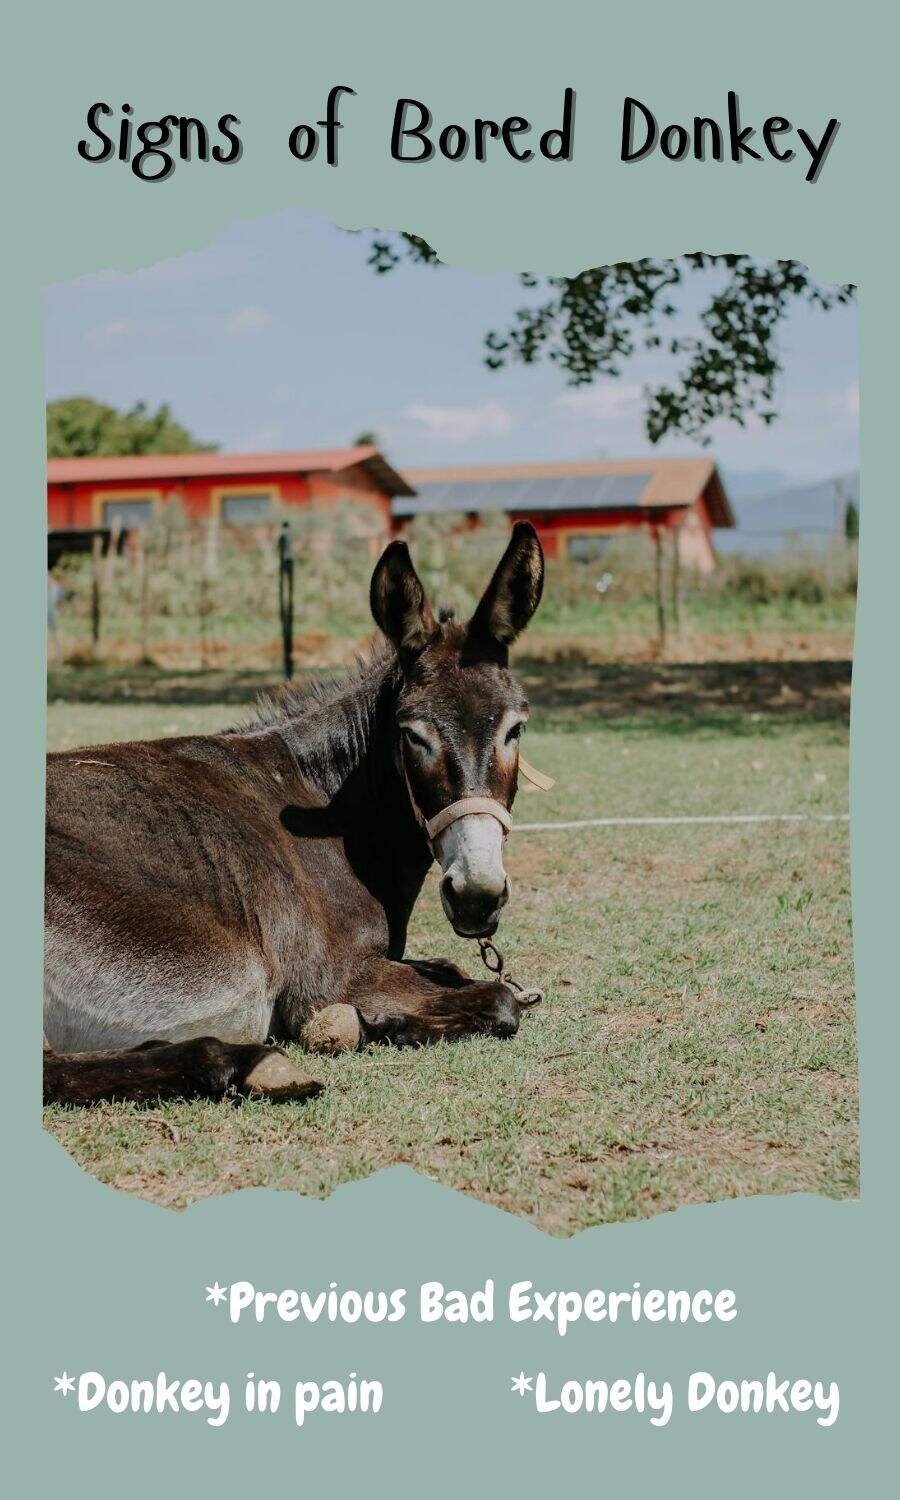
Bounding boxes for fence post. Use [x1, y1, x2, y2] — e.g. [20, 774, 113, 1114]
[278, 522, 294, 680]
[653, 526, 667, 653]
[205, 512, 219, 578]
[136, 530, 153, 665]
[670, 522, 683, 640]
[90, 533, 103, 650]
[198, 518, 216, 670]
[103, 522, 121, 591]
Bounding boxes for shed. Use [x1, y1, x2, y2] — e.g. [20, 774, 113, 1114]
[47, 447, 414, 540]
[396, 457, 734, 571]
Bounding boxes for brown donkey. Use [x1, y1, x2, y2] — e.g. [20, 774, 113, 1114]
[43, 523, 545, 1106]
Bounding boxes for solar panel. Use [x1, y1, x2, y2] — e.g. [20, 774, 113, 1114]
[391, 470, 653, 518]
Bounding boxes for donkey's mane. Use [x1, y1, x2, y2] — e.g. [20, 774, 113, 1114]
[236, 605, 461, 736]
[226, 639, 405, 800]
[242, 639, 399, 733]
[227, 613, 467, 799]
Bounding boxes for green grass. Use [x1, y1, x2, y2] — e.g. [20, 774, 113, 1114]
[43, 656, 856, 1233]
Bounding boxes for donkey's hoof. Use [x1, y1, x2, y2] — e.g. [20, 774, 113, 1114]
[244, 1049, 323, 1102]
[302, 1004, 362, 1055]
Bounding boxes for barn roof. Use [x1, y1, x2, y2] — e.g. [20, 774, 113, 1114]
[46, 446, 415, 497]
[394, 457, 734, 527]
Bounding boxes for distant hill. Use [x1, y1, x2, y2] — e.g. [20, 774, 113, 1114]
[717, 469, 860, 555]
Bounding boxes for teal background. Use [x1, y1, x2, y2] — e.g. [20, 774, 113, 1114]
[5, 1, 892, 1492]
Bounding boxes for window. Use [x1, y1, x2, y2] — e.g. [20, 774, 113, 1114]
[220, 492, 274, 525]
[566, 532, 611, 564]
[101, 498, 155, 529]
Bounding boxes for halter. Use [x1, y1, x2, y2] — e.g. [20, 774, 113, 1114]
[402, 750, 553, 1006]
[404, 754, 555, 852]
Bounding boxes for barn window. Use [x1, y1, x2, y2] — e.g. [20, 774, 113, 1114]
[220, 492, 274, 525]
[101, 497, 155, 529]
[566, 532, 611, 563]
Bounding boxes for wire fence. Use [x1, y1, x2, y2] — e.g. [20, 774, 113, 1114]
[47, 502, 859, 673]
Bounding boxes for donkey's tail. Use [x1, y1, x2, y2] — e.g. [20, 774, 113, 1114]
[42, 1036, 323, 1107]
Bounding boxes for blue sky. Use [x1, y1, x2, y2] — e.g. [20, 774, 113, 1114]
[43, 207, 858, 487]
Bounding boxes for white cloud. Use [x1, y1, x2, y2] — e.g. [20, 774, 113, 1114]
[227, 305, 273, 336]
[234, 423, 284, 451]
[552, 382, 643, 423]
[85, 318, 159, 347]
[401, 400, 514, 445]
[824, 380, 859, 423]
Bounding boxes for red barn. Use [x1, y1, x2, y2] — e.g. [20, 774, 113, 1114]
[396, 457, 734, 571]
[47, 446, 413, 539]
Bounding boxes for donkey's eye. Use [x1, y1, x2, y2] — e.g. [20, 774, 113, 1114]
[505, 722, 524, 745]
[402, 726, 433, 754]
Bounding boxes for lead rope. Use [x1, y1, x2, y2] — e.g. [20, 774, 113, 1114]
[477, 937, 544, 1008]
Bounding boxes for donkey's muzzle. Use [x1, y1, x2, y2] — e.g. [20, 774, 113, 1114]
[488, 986, 521, 1039]
[440, 873, 510, 938]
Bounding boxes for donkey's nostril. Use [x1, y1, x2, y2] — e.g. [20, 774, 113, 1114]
[440, 872, 506, 937]
[441, 872, 508, 905]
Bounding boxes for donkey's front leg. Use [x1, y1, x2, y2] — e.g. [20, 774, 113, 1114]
[400, 956, 475, 990]
[305, 958, 531, 1052]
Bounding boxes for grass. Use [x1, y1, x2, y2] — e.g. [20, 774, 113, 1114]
[43, 654, 856, 1234]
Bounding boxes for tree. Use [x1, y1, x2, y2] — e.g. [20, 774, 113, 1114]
[366, 237, 855, 445]
[844, 500, 860, 540]
[352, 430, 379, 447]
[47, 397, 217, 458]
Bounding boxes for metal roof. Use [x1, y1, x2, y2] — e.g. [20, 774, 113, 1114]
[396, 457, 734, 527]
[393, 470, 653, 518]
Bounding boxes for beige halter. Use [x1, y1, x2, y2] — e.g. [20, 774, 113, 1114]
[417, 757, 555, 849]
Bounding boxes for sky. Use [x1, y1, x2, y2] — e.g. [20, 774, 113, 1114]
[42, 207, 859, 490]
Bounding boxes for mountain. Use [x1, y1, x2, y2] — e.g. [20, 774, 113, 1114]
[720, 468, 791, 502]
[716, 469, 860, 555]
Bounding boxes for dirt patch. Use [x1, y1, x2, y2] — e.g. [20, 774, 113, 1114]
[522, 630, 854, 665]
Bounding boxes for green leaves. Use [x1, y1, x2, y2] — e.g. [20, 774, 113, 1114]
[365, 238, 855, 445]
[47, 396, 217, 458]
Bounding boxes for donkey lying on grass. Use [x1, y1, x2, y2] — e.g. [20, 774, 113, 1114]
[43, 523, 545, 1106]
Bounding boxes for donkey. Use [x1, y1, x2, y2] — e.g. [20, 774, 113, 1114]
[43, 522, 546, 1106]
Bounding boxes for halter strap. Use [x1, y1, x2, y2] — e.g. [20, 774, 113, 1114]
[400, 741, 554, 852]
[518, 756, 555, 792]
[425, 797, 513, 844]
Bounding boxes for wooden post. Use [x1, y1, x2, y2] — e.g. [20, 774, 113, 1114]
[103, 522, 121, 591]
[653, 526, 667, 653]
[198, 518, 217, 670]
[90, 533, 103, 650]
[277, 522, 295, 680]
[199, 572, 209, 670]
[136, 531, 152, 665]
[670, 522, 683, 640]
[205, 512, 219, 578]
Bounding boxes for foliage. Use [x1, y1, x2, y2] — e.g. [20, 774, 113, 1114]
[717, 551, 857, 607]
[366, 238, 855, 445]
[844, 500, 860, 540]
[47, 396, 217, 458]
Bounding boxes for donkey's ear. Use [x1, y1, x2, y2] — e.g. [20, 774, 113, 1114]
[467, 522, 544, 657]
[370, 540, 439, 658]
